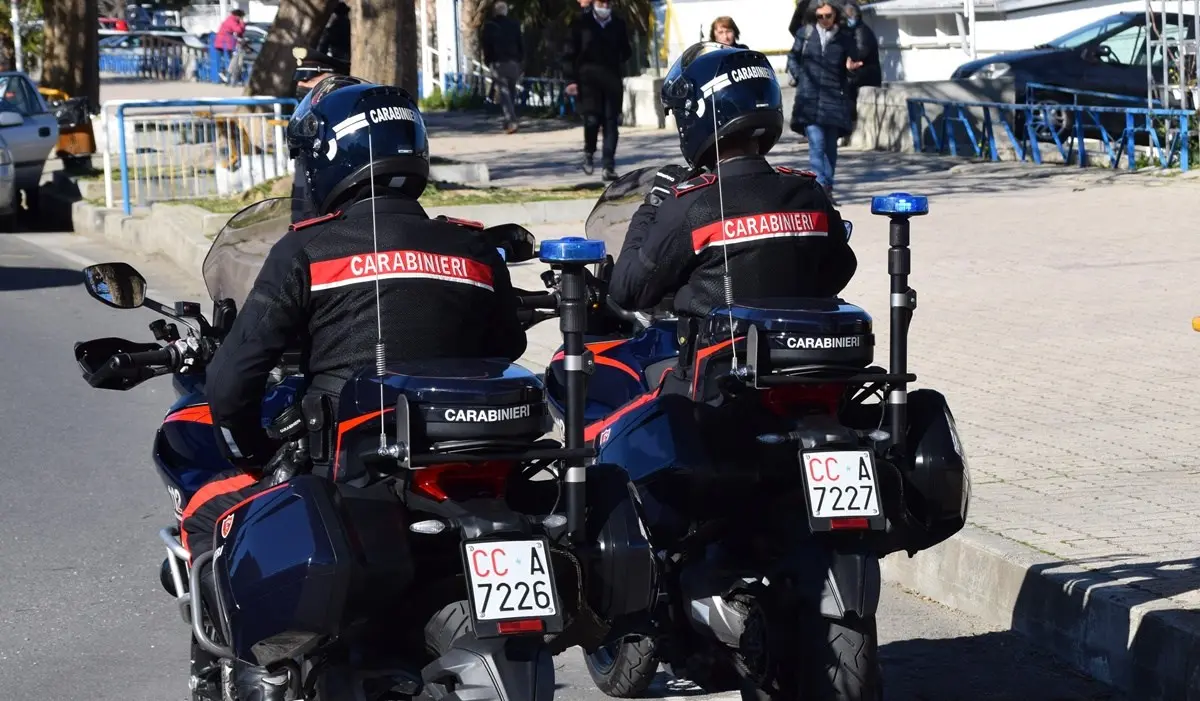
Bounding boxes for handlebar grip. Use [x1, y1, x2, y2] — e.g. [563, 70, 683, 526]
[115, 346, 177, 369]
[518, 292, 559, 310]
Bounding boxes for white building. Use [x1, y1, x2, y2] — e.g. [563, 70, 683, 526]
[866, 0, 1192, 82]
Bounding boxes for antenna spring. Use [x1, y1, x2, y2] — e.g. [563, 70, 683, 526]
[375, 341, 386, 377]
[722, 273, 734, 307]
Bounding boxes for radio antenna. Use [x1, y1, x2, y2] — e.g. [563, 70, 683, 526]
[367, 125, 387, 450]
[710, 94, 738, 370]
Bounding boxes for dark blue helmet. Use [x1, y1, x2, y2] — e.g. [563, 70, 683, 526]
[286, 76, 430, 214]
[661, 42, 783, 168]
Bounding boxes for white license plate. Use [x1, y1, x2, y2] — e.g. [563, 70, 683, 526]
[465, 540, 557, 621]
[802, 450, 882, 519]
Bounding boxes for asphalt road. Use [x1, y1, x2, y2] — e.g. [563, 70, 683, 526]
[0, 230, 1124, 701]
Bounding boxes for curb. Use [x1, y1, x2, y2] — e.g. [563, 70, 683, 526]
[883, 526, 1200, 701]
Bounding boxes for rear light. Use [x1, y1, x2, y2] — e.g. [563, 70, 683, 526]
[496, 619, 545, 635]
[411, 461, 513, 502]
[830, 517, 870, 530]
[761, 384, 843, 416]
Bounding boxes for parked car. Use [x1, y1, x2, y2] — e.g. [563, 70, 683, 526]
[952, 11, 1195, 138]
[0, 135, 17, 231]
[0, 72, 58, 216]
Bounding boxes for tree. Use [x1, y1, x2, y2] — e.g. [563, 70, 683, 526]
[351, 0, 417, 95]
[245, 0, 338, 99]
[458, 0, 484, 70]
[42, 0, 98, 107]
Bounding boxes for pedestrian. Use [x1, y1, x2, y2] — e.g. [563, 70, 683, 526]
[843, 0, 881, 91]
[213, 8, 246, 67]
[788, 0, 815, 38]
[709, 16, 748, 49]
[317, 2, 351, 65]
[562, 0, 632, 181]
[786, 0, 861, 202]
[482, 0, 524, 134]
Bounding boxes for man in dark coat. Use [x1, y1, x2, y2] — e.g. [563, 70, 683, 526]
[786, 0, 860, 201]
[316, 2, 351, 64]
[562, 0, 631, 181]
[482, 0, 525, 133]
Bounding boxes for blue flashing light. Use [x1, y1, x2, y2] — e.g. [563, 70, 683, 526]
[871, 193, 929, 217]
[538, 237, 607, 264]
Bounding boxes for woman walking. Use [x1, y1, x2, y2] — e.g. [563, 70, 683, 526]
[787, 0, 861, 202]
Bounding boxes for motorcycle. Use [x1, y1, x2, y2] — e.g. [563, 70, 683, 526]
[70, 197, 618, 700]
[520, 169, 972, 700]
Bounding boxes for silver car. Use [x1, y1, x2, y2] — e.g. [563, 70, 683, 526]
[0, 72, 59, 214]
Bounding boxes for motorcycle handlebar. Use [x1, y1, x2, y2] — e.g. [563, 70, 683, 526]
[115, 346, 177, 369]
[517, 292, 559, 310]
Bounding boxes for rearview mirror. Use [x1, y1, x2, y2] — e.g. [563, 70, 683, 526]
[82, 262, 148, 309]
[843, 220, 853, 242]
[485, 223, 537, 263]
[0, 111, 23, 127]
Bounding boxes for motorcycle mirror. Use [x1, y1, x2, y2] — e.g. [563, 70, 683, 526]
[82, 262, 148, 310]
[485, 223, 537, 263]
[843, 220, 853, 242]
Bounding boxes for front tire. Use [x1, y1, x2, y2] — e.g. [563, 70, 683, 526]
[583, 636, 659, 698]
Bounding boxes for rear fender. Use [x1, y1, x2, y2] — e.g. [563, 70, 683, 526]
[421, 635, 554, 701]
[769, 542, 881, 621]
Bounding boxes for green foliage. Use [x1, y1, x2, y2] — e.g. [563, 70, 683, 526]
[420, 84, 487, 112]
[0, 0, 45, 71]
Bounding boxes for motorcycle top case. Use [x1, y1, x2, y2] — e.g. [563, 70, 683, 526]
[700, 298, 875, 368]
[334, 358, 552, 480]
[214, 475, 355, 666]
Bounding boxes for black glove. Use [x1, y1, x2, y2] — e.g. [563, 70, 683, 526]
[645, 164, 692, 207]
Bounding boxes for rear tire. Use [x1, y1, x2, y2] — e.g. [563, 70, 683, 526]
[424, 600, 474, 656]
[741, 616, 882, 701]
[583, 636, 659, 698]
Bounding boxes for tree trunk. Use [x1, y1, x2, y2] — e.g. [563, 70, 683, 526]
[351, 0, 418, 95]
[458, 0, 486, 73]
[246, 0, 337, 99]
[42, 0, 99, 107]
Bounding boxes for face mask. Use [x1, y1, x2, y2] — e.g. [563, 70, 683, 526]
[593, 6, 611, 19]
[846, 17, 858, 27]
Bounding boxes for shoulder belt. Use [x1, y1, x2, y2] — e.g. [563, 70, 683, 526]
[776, 166, 820, 179]
[672, 173, 718, 197]
[436, 215, 486, 230]
[288, 210, 341, 231]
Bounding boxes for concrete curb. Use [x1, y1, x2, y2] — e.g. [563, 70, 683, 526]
[883, 526, 1200, 701]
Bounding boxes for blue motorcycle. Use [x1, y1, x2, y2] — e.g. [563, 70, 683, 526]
[71, 198, 629, 700]
[524, 169, 972, 700]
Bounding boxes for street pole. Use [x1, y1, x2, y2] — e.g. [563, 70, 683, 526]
[11, 0, 22, 73]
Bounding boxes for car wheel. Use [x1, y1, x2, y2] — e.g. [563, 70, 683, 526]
[1031, 101, 1073, 142]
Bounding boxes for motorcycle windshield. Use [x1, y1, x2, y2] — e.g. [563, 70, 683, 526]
[201, 197, 296, 309]
[583, 166, 657, 261]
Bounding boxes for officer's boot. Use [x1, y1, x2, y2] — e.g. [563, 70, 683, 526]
[233, 660, 290, 701]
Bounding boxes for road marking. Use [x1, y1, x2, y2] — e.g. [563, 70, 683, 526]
[16, 234, 100, 270]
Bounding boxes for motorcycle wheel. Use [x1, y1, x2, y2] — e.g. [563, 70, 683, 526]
[424, 600, 474, 656]
[582, 636, 659, 698]
[741, 616, 882, 701]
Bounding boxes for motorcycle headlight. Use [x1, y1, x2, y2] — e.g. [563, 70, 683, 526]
[975, 62, 1011, 80]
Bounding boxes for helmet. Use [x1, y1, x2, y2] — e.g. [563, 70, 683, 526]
[660, 42, 783, 168]
[286, 76, 430, 214]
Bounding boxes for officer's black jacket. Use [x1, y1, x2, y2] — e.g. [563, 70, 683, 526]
[206, 194, 527, 465]
[609, 156, 858, 319]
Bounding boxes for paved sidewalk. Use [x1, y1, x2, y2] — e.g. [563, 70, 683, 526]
[452, 110, 1200, 699]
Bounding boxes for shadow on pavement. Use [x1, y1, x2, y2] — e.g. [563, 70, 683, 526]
[426, 110, 579, 137]
[0, 266, 85, 291]
[1012, 555, 1200, 701]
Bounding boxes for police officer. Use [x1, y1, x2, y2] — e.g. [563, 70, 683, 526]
[181, 76, 527, 701]
[608, 43, 857, 322]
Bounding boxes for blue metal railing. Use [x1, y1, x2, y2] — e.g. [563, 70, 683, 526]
[907, 98, 1193, 171]
[441, 72, 577, 116]
[115, 97, 298, 215]
[1023, 82, 1163, 108]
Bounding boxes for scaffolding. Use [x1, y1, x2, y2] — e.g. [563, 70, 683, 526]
[1147, 0, 1200, 110]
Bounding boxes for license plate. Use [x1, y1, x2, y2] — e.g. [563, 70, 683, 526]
[464, 539, 558, 622]
[801, 450, 882, 519]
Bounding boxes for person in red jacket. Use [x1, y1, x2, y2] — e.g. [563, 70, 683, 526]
[214, 9, 246, 55]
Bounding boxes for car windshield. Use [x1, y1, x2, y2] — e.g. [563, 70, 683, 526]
[1042, 14, 1134, 48]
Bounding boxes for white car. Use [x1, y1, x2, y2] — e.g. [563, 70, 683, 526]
[0, 72, 58, 216]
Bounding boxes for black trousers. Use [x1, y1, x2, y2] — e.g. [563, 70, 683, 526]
[578, 67, 623, 167]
